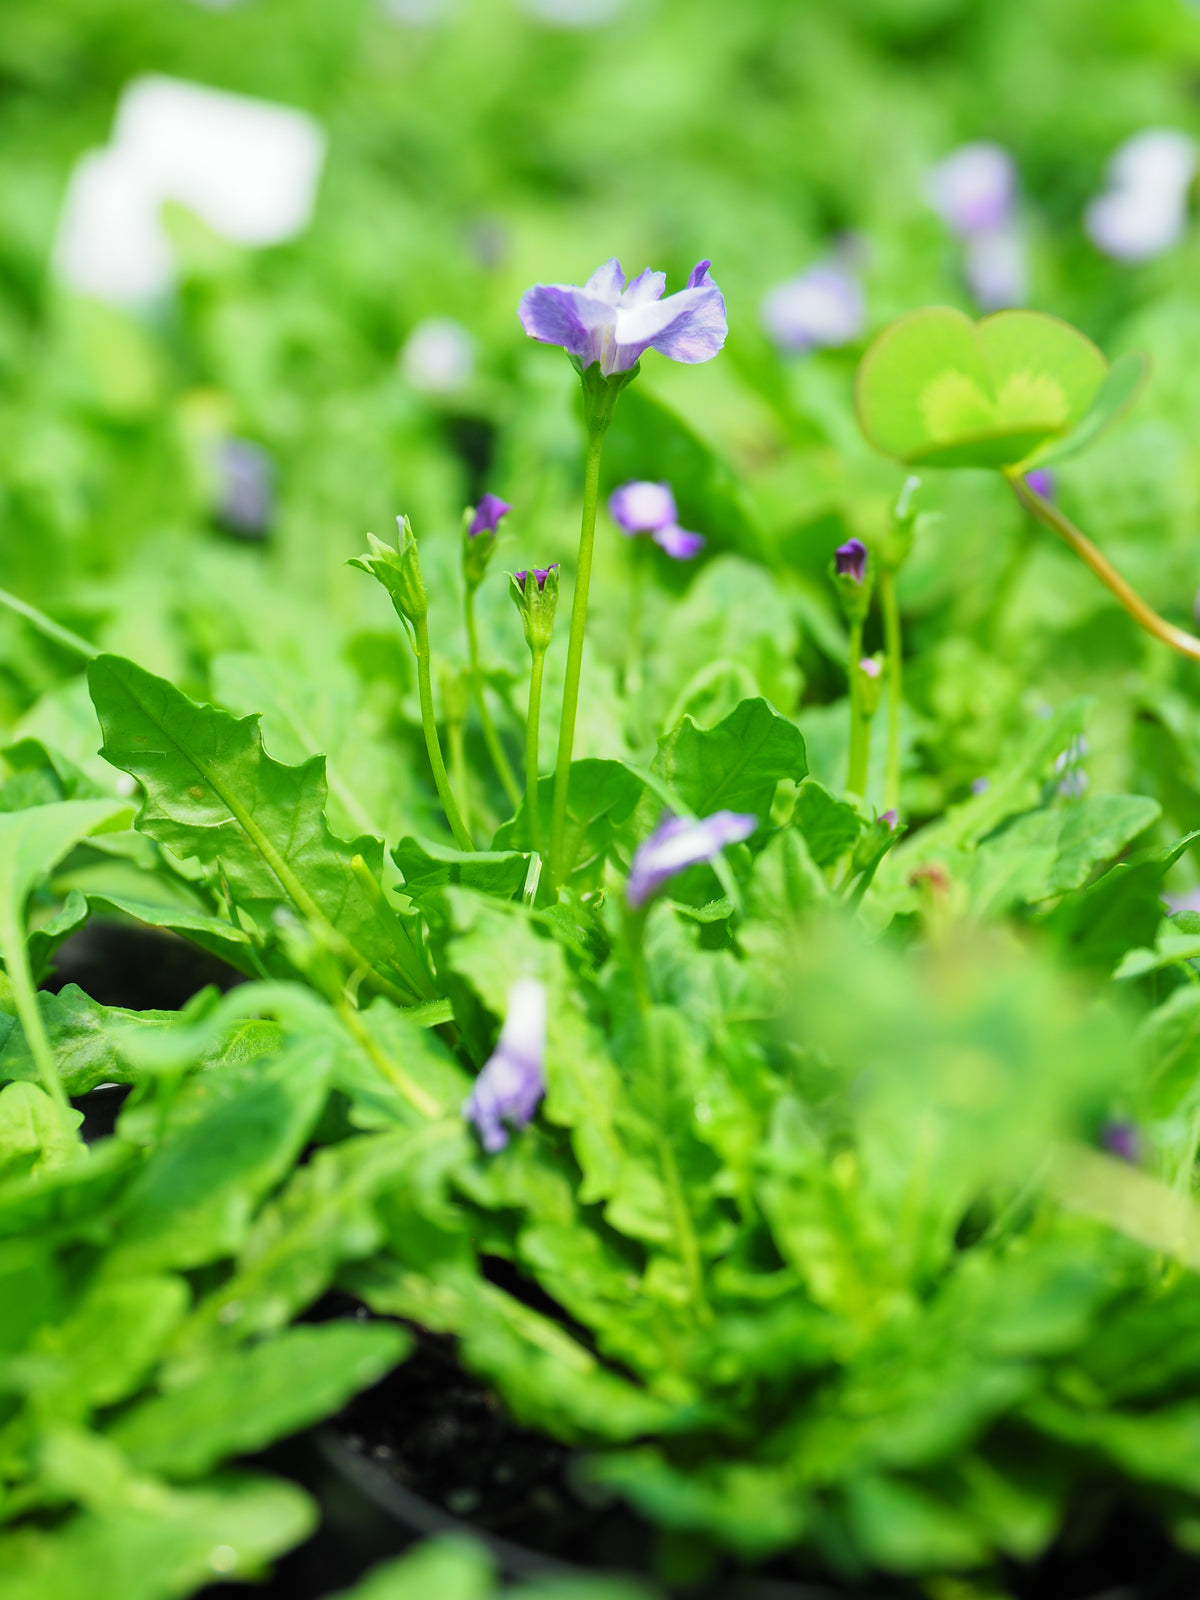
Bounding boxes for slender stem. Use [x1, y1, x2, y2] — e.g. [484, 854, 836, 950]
[1006, 470, 1200, 663]
[334, 996, 442, 1120]
[846, 619, 868, 797]
[412, 617, 474, 851]
[624, 534, 646, 730]
[0, 903, 75, 1136]
[880, 570, 903, 814]
[447, 714, 472, 843]
[549, 418, 610, 891]
[625, 911, 712, 1325]
[464, 589, 522, 811]
[0, 588, 97, 661]
[526, 646, 547, 858]
[349, 854, 435, 1002]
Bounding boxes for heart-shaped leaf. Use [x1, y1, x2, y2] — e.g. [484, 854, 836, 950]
[1025, 350, 1149, 470]
[855, 307, 1108, 469]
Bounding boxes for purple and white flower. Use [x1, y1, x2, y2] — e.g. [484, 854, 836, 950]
[1086, 129, 1198, 262]
[213, 437, 274, 540]
[925, 143, 1017, 238]
[468, 493, 511, 538]
[608, 480, 705, 559]
[835, 538, 867, 584]
[519, 258, 727, 376]
[462, 978, 547, 1154]
[962, 226, 1029, 311]
[760, 262, 864, 355]
[627, 811, 757, 910]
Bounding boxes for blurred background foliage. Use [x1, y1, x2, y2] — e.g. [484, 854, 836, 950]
[5, 0, 1200, 849]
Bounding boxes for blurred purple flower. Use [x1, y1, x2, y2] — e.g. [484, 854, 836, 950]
[1101, 1120, 1141, 1164]
[400, 317, 475, 392]
[1025, 468, 1055, 501]
[462, 978, 547, 1154]
[835, 538, 867, 584]
[519, 259, 727, 375]
[860, 657, 882, 680]
[627, 811, 757, 910]
[970, 776, 991, 797]
[1086, 129, 1198, 263]
[1055, 735, 1089, 798]
[926, 143, 1017, 237]
[608, 480, 705, 559]
[760, 262, 864, 355]
[468, 493, 511, 537]
[213, 437, 274, 540]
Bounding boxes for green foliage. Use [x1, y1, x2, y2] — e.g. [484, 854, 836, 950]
[855, 309, 1109, 469]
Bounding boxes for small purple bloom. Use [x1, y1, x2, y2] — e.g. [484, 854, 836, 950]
[627, 811, 757, 910]
[514, 564, 557, 590]
[760, 262, 864, 355]
[608, 480, 704, 559]
[1101, 1120, 1141, 1164]
[518, 258, 727, 375]
[970, 776, 990, 797]
[609, 480, 676, 533]
[926, 143, 1017, 238]
[835, 538, 867, 584]
[462, 978, 547, 1154]
[213, 437, 274, 540]
[859, 657, 882, 680]
[1025, 468, 1055, 501]
[468, 493, 511, 537]
[881, 809, 897, 829]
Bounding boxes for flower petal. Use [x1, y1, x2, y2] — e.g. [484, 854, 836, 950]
[627, 810, 756, 908]
[584, 257, 626, 300]
[614, 280, 728, 369]
[608, 479, 677, 533]
[519, 284, 617, 366]
[652, 523, 705, 559]
[621, 267, 667, 307]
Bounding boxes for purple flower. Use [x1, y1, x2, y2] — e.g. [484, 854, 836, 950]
[970, 776, 990, 797]
[1025, 468, 1055, 501]
[462, 978, 547, 1154]
[881, 809, 897, 828]
[1101, 1120, 1141, 1164]
[608, 480, 705, 560]
[760, 263, 864, 355]
[519, 258, 727, 376]
[627, 811, 757, 910]
[859, 656, 882, 680]
[835, 538, 867, 584]
[1086, 130, 1198, 263]
[468, 493, 511, 537]
[514, 564, 557, 590]
[213, 437, 274, 540]
[925, 143, 1017, 238]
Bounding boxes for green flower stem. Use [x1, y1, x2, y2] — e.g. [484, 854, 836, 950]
[625, 909, 713, 1327]
[0, 905, 75, 1136]
[624, 534, 647, 718]
[549, 393, 620, 891]
[447, 712, 472, 843]
[1006, 469, 1200, 663]
[880, 569, 903, 814]
[526, 645, 547, 857]
[349, 853, 436, 1002]
[846, 618, 869, 798]
[412, 616, 474, 851]
[464, 589, 522, 812]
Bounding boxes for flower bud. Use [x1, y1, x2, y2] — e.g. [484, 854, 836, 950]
[349, 515, 428, 636]
[461, 492, 511, 591]
[830, 538, 873, 623]
[510, 564, 560, 654]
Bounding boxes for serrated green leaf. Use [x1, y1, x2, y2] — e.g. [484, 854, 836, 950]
[492, 760, 641, 887]
[392, 837, 529, 903]
[0, 1082, 81, 1182]
[652, 698, 807, 823]
[84, 889, 253, 971]
[112, 1322, 410, 1477]
[87, 654, 422, 1007]
[793, 779, 862, 867]
[0, 1474, 314, 1600]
